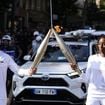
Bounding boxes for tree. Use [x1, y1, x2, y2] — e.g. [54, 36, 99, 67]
[100, 0, 105, 9]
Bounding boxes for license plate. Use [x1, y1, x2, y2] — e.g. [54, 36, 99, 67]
[34, 88, 57, 95]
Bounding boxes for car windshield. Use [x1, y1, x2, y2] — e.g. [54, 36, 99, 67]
[42, 44, 89, 62]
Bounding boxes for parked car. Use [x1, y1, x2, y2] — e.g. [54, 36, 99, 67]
[11, 31, 97, 105]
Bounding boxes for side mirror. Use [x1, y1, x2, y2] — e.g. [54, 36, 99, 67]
[23, 55, 31, 61]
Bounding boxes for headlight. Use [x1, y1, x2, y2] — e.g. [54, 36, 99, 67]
[67, 72, 80, 79]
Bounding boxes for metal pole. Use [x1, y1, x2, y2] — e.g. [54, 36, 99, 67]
[50, 0, 53, 28]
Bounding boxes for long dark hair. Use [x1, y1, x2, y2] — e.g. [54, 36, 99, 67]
[97, 34, 105, 43]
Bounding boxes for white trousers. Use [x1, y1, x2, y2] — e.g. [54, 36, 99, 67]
[0, 99, 7, 105]
[86, 96, 105, 105]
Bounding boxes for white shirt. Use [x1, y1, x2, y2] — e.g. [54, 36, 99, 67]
[0, 51, 19, 99]
[82, 54, 105, 97]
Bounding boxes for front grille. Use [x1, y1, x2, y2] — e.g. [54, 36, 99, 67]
[15, 89, 85, 104]
[23, 77, 68, 87]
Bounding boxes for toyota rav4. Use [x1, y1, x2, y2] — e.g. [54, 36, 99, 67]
[11, 31, 97, 105]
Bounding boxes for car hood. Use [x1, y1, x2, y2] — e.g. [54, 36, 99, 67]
[18, 61, 87, 75]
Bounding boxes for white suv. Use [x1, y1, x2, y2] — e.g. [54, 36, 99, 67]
[12, 34, 97, 105]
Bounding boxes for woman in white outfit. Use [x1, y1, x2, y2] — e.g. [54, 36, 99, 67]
[0, 50, 36, 105]
[85, 35, 105, 105]
[0, 51, 19, 105]
[71, 35, 105, 105]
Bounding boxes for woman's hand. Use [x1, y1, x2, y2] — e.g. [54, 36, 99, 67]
[70, 63, 77, 70]
[28, 67, 37, 76]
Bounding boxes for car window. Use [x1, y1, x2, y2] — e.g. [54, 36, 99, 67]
[42, 44, 89, 62]
[69, 45, 89, 62]
[42, 46, 67, 62]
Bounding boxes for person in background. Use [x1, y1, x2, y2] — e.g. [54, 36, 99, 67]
[8, 36, 23, 65]
[28, 31, 42, 58]
[1, 35, 23, 63]
[70, 35, 105, 105]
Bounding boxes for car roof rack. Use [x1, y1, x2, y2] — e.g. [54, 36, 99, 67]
[49, 29, 97, 42]
[91, 31, 105, 36]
